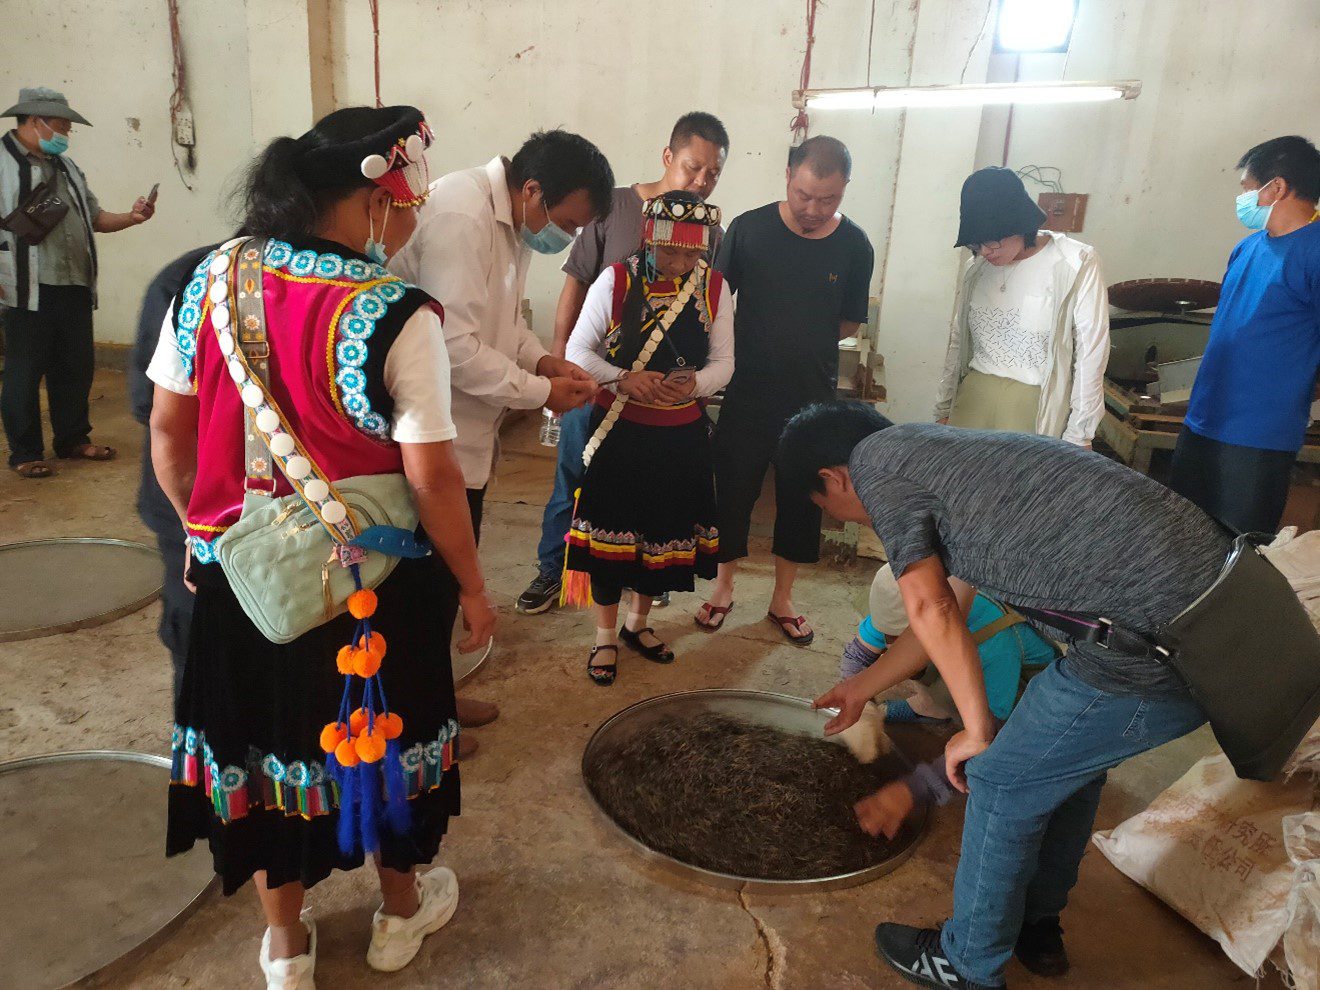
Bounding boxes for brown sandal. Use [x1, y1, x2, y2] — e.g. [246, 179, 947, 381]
[767, 611, 815, 647]
[456, 734, 479, 760]
[13, 460, 53, 479]
[695, 601, 734, 631]
[59, 444, 116, 461]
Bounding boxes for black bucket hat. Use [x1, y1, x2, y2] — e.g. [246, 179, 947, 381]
[954, 167, 1046, 248]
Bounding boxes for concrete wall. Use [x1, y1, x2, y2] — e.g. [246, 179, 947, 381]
[319, 0, 929, 342]
[982, 0, 1320, 289]
[1, 1, 258, 345]
[4, 0, 1318, 428]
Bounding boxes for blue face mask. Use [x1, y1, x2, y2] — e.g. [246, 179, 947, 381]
[1236, 187, 1274, 231]
[520, 197, 574, 254]
[36, 119, 69, 156]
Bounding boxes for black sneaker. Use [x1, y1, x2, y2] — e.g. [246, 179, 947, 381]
[653, 591, 671, 608]
[516, 572, 561, 615]
[1014, 917, 1069, 977]
[874, 923, 1004, 990]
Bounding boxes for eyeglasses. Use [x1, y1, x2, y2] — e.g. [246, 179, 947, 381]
[969, 238, 1006, 254]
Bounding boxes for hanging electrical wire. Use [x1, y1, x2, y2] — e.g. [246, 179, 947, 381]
[166, 0, 196, 190]
[368, 0, 383, 108]
[1016, 165, 1065, 193]
[789, 0, 821, 144]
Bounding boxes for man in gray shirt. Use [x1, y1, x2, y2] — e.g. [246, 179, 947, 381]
[778, 401, 1231, 990]
[517, 112, 729, 614]
[0, 87, 156, 479]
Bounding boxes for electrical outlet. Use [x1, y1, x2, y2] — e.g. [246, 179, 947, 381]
[1038, 192, 1087, 232]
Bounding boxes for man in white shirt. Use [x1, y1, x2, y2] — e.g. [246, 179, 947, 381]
[391, 128, 612, 739]
[392, 129, 612, 506]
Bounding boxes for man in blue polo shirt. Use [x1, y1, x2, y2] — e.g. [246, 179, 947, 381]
[1171, 135, 1320, 534]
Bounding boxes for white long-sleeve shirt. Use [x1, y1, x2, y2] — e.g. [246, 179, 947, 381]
[566, 266, 734, 398]
[390, 157, 550, 488]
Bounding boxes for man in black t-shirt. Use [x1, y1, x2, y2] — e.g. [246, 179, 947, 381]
[697, 136, 874, 644]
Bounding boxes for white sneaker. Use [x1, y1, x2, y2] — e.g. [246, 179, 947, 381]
[366, 867, 460, 972]
[259, 913, 317, 990]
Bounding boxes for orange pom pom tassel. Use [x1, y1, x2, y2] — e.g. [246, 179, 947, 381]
[353, 648, 381, 678]
[348, 588, 378, 619]
[335, 645, 355, 675]
[335, 737, 361, 767]
[356, 630, 387, 661]
[377, 711, 404, 739]
[348, 707, 369, 736]
[319, 721, 347, 754]
[355, 730, 387, 763]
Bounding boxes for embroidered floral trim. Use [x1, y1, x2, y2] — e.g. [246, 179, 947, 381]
[188, 533, 221, 564]
[329, 280, 409, 439]
[567, 522, 718, 568]
[174, 250, 220, 382]
[174, 240, 412, 445]
[170, 718, 460, 823]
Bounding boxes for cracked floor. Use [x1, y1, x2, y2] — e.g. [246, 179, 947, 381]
[2, 371, 1278, 988]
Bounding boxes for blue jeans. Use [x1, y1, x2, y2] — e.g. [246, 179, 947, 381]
[940, 656, 1206, 986]
[535, 405, 592, 576]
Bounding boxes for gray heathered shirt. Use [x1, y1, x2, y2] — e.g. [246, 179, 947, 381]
[850, 424, 1232, 695]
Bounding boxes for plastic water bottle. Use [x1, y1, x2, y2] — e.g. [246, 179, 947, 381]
[539, 408, 561, 447]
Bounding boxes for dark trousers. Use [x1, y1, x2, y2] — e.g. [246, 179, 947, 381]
[713, 384, 826, 564]
[1, 285, 96, 466]
[1169, 426, 1295, 535]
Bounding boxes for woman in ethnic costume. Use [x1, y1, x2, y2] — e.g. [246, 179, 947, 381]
[148, 106, 496, 988]
[564, 190, 733, 684]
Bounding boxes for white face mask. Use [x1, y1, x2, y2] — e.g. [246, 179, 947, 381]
[365, 206, 390, 265]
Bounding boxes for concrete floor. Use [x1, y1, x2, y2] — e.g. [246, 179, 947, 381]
[1, 370, 1276, 989]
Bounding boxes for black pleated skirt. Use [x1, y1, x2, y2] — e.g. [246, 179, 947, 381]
[566, 409, 719, 597]
[166, 553, 461, 895]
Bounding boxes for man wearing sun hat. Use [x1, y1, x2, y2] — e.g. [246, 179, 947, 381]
[0, 87, 156, 479]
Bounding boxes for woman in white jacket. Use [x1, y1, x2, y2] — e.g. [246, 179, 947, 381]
[934, 167, 1110, 446]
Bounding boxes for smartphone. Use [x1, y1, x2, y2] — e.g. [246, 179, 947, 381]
[147, 183, 160, 205]
[664, 366, 696, 387]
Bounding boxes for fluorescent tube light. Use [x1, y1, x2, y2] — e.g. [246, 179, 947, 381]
[795, 80, 1141, 111]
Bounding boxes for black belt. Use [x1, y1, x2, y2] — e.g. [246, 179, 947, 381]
[1010, 605, 1172, 662]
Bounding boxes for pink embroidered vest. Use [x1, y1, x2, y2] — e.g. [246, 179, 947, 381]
[169, 237, 441, 562]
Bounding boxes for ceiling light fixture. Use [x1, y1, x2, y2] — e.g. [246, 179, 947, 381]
[794, 80, 1141, 111]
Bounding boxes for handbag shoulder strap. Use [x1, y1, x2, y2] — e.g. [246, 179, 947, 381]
[215, 238, 359, 547]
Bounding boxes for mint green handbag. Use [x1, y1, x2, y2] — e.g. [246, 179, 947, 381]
[206, 238, 425, 645]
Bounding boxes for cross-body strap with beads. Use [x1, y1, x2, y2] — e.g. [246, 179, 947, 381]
[581, 259, 706, 469]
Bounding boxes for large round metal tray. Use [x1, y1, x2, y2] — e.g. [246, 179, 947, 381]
[0, 751, 217, 989]
[582, 689, 929, 894]
[0, 538, 163, 642]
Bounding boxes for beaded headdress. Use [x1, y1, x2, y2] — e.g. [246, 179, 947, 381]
[643, 193, 721, 251]
[298, 106, 434, 208]
[360, 118, 434, 208]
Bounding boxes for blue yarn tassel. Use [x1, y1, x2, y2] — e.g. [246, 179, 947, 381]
[383, 738, 411, 835]
[358, 760, 381, 853]
[335, 755, 360, 856]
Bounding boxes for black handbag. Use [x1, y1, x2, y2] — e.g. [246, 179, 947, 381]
[1015, 536, 1320, 782]
[0, 177, 70, 246]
